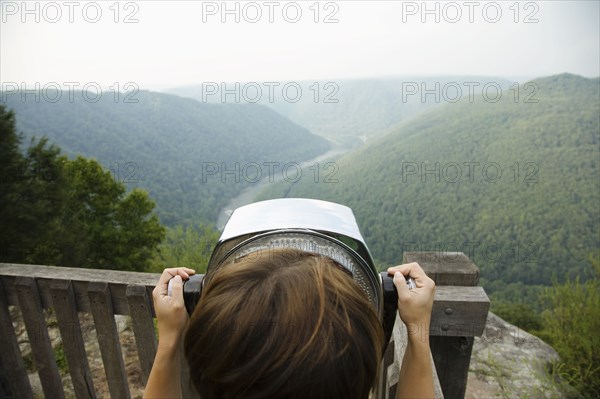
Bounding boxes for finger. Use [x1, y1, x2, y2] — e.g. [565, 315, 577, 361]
[154, 267, 197, 300]
[158, 268, 177, 285]
[170, 275, 184, 305]
[387, 262, 424, 278]
[388, 262, 428, 281]
[158, 267, 196, 286]
[177, 268, 196, 278]
[393, 272, 412, 301]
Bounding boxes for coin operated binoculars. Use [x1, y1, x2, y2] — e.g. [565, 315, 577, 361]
[169, 198, 414, 350]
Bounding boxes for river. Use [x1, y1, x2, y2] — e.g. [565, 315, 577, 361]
[216, 144, 350, 229]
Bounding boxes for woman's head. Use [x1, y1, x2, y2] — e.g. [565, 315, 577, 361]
[184, 248, 384, 399]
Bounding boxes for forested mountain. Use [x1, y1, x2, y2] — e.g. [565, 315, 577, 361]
[169, 76, 511, 146]
[258, 73, 600, 301]
[0, 105, 165, 270]
[1, 90, 330, 225]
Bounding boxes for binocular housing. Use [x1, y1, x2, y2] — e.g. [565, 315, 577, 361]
[172, 199, 412, 350]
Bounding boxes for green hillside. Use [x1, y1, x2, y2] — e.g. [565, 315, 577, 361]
[169, 76, 511, 146]
[1, 90, 330, 225]
[259, 73, 600, 300]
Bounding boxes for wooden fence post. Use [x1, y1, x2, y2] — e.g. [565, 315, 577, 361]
[14, 276, 65, 399]
[50, 279, 96, 399]
[88, 282, 131, 399]
[0, 279, 33, 398]
[126, 284, 157, 386]
[404, 251, 489, 399]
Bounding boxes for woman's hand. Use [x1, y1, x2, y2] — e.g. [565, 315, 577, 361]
[145, 267, 196, 399]
[387, 262, 436, 398]
[387, 262, 435, 331]
[152, 267, 196, 347]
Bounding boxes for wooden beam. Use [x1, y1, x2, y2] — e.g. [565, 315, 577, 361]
[126, 285, 157, 386]
[0, 279, 33, 399]
[14, 277, 65, 399]
[430, 286, 490, 337]
[1, 265, 489, 336]
[403, 252, 480, 286]
[1, 264, 159, 316]
[88, 282, 130, 399]
[430, 336, 474, 399]
[50, 280, 96, 399]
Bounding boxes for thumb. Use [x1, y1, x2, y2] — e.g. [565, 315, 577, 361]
[393, 272, 410, 299]
[170, 275, 184, 304]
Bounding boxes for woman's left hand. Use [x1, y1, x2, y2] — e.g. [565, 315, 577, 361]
[145, 267, 195, 398]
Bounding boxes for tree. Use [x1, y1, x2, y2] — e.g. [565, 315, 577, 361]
[1, 105, 68, 264]
[490, 301, 544, 332]
[0, 106, 28, 260]
[150, 224, 220, 273]
[0, 105, 165, 271]
[538, 256, 600, 398]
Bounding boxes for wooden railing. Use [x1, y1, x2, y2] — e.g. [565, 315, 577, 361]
[0, 252, 489, 399]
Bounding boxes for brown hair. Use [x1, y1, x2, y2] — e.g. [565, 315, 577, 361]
[184, 248, 384, 399]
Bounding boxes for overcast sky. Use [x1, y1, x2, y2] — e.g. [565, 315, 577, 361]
[1, 1, 599, 90]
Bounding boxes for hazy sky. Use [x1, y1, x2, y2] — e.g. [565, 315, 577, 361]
[1, 1, 599, 90]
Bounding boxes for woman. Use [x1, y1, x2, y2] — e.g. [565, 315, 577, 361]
[145, 249, 435, 399]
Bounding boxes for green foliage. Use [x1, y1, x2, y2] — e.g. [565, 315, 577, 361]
[0, 104, 165, 271]
[1, 90, 330, 226]
[149, 224, 220, 274]
[263, 74, 600, 298]
[53, 342, 69, 375]
[490, 301, 544, 332]
[537, 256, 600, 398]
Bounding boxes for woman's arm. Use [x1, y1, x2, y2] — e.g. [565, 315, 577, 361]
[144, 267, 195, 399]
[387, 262, 436, 399]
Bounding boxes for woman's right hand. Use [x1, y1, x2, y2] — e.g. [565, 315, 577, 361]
[387, 262, 435, 334]
[388, 262, 436, 398]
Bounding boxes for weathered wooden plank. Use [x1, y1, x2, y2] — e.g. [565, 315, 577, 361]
[0, 279, 33, 399]
[403, 252, 480, 286]
[50, 280, 96, 399]
[126, 285, 157, 386]
[375, 336, 394, 399]
[430, 285, 489, 336]
[1, 264, 160, 286]
[383, 337, 395, 399]
[430, 336, 474, 399]
[87, 282, 130, 399]
[1, 264, 159, 315]
[14, 277, 65, 399]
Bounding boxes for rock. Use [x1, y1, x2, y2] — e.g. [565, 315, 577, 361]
[466, 311, 569, 399]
